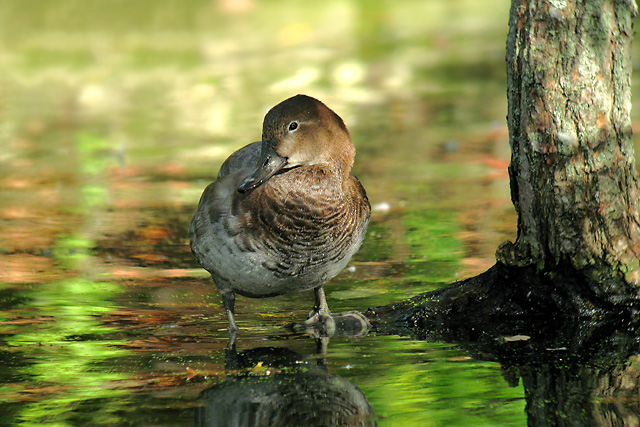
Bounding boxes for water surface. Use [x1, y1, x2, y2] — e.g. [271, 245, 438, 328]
[2, 1, 640, 426]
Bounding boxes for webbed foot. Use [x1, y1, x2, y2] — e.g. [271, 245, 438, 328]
[287, 310, 371, 338]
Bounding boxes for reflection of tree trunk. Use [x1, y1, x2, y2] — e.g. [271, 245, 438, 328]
[387, 313, 640, 427]
[594, 358, 640, 426]
[519, 360, 640, 426]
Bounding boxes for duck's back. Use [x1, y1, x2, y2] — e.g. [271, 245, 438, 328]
[216, 141, 261, 179]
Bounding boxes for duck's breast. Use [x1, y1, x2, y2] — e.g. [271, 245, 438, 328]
[190, 167, 370, 298]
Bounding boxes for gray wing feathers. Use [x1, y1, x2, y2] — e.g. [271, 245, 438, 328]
[217, 141, 262, 179]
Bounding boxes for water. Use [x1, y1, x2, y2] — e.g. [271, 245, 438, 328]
[2, 1, 640, 426]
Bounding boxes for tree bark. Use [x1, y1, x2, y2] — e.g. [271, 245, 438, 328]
[496, 0, 640, 289]
[366, 0, 640, 330]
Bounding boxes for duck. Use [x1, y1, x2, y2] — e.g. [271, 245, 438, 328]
[189, 94, 371, 334]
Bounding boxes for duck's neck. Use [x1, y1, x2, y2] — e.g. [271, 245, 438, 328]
[270, 163, 348, 194]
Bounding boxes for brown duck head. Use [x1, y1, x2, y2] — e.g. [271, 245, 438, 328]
[238, 94, 355, 192]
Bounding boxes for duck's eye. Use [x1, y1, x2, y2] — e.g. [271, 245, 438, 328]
[288, 122, 298, 132]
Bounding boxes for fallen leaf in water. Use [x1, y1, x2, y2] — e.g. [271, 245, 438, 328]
[499, 335, 531, 342]
[186, 367, 199, 380]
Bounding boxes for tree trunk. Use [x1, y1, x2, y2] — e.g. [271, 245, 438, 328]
[366, 0, 640, 330]
[496, 0, 640, 296]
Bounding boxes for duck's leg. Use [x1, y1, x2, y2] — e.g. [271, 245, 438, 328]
[288, 286, 371, 338]
[313, 285, 330, 314]
[221, 290, 238, 333]
[299, 285, 334, 335]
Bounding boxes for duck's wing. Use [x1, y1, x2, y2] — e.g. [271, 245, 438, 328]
[189, 170, 258, 269]
[217, 141, 262, 179]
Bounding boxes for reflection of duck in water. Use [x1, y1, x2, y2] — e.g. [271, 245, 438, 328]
[194, 346, 377, 427]
[189, 95, 371, 336]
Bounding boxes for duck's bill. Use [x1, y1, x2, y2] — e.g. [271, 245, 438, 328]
[237, 144, 288, 192]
